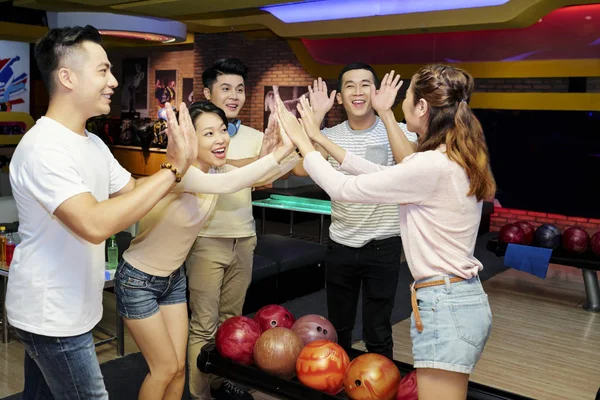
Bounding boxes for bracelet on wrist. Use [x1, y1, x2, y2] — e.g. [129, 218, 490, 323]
[161, 162, 182, 183]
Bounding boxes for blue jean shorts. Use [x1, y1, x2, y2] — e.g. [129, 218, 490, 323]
[115, 260, 187, 320]
[410, 275, 492, 374]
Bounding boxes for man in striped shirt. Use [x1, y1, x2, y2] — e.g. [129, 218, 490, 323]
[293, 63, 418, 359]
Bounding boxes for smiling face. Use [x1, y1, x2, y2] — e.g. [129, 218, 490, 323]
[194, 112, 231, 172]
[336, 68, 376, 120]
[203, 74, 246, 120]
[64, 41, 118, 118]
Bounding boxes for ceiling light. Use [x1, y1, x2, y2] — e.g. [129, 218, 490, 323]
[262, 0, 511, 23]
[47, 12, 187, 43]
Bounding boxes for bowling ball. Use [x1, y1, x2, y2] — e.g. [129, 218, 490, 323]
[513, 221, 535, 245]
[215, 316, 262, 365]
[396, 371, 417, 400]
[343, 353, 401, 400]
[253, 327, 304, 379]
[561, 226, 590, 254]
[498, 223, 525, 246]
[534, 223, 562, 249]
[291, 314, 338, 345]
[253, 304, 296, 332]
[296, 340, 350, 394]
[591, 231, 600, 257]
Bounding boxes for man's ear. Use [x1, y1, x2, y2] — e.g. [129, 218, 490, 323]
[203, 87, 211, 101]
[336, 92, 343, 105]
[57, 68, 77, 91]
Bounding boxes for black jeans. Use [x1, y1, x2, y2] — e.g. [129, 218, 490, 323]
[326, 236, 402, 360]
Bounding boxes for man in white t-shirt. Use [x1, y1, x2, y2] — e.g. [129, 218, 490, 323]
[7, 25, 197, 399]
[293, 63, 418, 360]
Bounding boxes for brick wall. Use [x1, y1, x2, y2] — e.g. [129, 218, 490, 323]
[193, 32, 346, 131]
[490, 207, 600, 234]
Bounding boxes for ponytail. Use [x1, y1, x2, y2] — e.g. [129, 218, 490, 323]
[445, 102, 496, 201]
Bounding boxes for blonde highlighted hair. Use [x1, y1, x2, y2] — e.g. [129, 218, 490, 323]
[412, 64, 496, 201]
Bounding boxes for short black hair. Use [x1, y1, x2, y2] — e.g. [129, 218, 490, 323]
[202, 58, 248, 91]
[337, 62, 380, 93]
[188, 100, 228, 128]
[34, 25, 102, 96]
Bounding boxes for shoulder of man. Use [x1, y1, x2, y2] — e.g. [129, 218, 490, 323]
[238, 124, 264, 139]
[396, 121, 419, 143]
[321, 120, 347, 138]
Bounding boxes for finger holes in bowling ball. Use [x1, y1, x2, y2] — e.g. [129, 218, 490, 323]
[323, 329, 328, 335]
[317, 327, 322, 332]
[355, 380, 361, 387]
[270, 320, 276, 326]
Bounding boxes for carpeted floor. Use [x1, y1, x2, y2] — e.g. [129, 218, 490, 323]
[2, 232, 504, 400]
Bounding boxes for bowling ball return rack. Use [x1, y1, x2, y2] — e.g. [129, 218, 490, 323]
[486, 235, 600, 312]
[198, 342, 532, 400]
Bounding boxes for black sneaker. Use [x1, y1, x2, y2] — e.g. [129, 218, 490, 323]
[210, 380, 254, 400]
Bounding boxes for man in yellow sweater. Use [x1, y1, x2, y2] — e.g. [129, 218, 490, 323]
[186, 58, 277, 400]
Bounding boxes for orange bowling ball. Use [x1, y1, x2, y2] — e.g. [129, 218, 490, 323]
[343, 353, 401, 400]
[295, 340, 350, 394]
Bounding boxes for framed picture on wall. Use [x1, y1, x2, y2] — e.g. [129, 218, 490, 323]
[121, 58, 148, 116]
[264, 85, 328, 133]
[155, 69, 177, 109]
[183, 78, 194, 106]
[0, 40, 30, 114]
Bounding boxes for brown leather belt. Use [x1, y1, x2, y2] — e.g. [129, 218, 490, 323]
[411, 277, 465, 333]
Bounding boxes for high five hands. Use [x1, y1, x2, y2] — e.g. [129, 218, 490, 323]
[164, 102, 198, 176]
[275, 94, 317, 157]
[308, 78, 336, 124]
[371, 70, 403, 114]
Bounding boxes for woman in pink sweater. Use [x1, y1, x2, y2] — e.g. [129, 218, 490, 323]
[277, 64, 496, 400]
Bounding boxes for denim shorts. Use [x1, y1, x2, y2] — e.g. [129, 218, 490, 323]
[410, 275, 492, 374]
[115, 260, 187, 320]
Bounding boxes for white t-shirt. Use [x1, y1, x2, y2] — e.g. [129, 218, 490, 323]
[7, 116, 131, 337]
[323, 117, 418, 247]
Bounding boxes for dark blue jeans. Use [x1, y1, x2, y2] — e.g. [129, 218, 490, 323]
[14, 328, 108, 399]
[326, 236, 402, 360]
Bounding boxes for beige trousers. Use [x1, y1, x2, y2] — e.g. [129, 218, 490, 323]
[186, 236, 257, 399]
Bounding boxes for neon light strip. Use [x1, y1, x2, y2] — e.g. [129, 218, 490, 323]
[262, 0, 510, 23]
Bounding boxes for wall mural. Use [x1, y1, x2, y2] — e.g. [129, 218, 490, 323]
[0, 40, 29, 114]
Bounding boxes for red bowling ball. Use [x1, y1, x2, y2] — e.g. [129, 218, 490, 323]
[513, 221, 535, 245]
[215, 316, 262, 365]
[561, 226, 590, 254]
[591, 231, 600, 257]
[291, 314, 338, 345]
[498, 223, 525, 246]
[396, 370, 418, 400]
[253, 304, 296, 332]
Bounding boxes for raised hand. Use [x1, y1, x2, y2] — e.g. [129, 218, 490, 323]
[276, 96, 307, 146]
[259, 118, 281, 159]
[308, 78, 336, 124]
[164, 102, 197, 175]
[371, 70, 403, 114]
[296, 96, 323, 142]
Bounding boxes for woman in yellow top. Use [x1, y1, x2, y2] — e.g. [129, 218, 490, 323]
[115, 101, 298, 400]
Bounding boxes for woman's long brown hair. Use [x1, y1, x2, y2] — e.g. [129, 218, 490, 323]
[412, 64, 496, 201]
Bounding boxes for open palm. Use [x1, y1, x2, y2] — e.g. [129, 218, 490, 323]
[371, 70, 403, 114]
